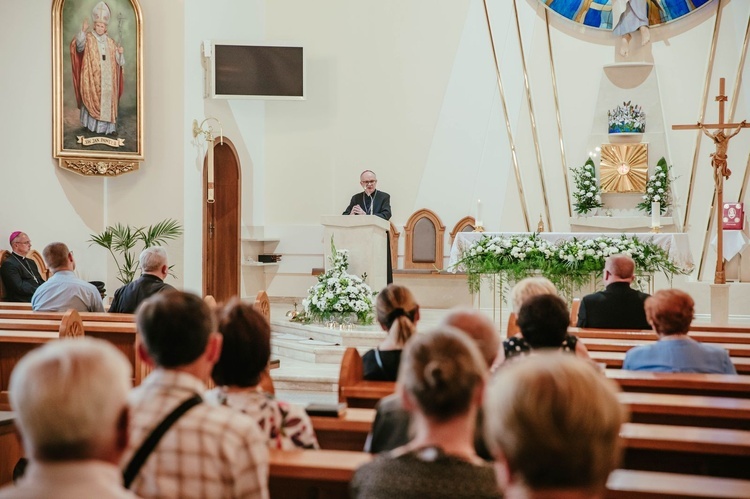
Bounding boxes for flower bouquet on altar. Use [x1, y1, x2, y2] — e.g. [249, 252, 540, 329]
[454, 233, 691, 298]
[637, 157, 672, 215]
[608, 101, 645, 133]
[297, 237, 375, 325]
[571, 158, 603, 215]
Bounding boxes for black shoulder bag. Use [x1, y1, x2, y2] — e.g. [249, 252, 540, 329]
[122, 394, 203, 488]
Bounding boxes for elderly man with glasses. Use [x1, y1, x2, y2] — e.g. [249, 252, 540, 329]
[1, 231, 44, 302]
[343, 170, 393, 283]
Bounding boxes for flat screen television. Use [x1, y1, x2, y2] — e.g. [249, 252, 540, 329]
[210, 43, 305, 100]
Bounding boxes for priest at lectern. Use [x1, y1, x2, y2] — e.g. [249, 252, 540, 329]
[343, 170, 393, 283]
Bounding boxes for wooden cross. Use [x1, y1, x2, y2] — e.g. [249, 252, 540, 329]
[673, 78, 749, 284]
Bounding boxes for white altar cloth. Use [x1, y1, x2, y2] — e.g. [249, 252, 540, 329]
[711, 230, 750, 261]
[449, 232, 694, 271]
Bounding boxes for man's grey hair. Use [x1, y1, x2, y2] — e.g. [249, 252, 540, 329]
[140, 246, 168, 273]
[9, 338, 132, 460]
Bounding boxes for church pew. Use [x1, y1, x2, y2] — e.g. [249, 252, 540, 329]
[604, 470, 750, 498]
[340, 370, 750, 406]
[690, 324, 750, 334]
[0, 413, 23, 486]
[589, 351, 750, 375]
[314, 392, 750, 450]
[619, 391, 750, 429]
[267, 448, 750, 498]
[0, 303, 32, 311]
[269, 448, 371, 498]
[581, 337, 750, 357]
[0, 312, 145, 392]
[575, 328, 750, 345]
[338, 345, 750, 408]
[621, 423, 750, 479]
[309, 409, 750, 477]
[607, 369, 750, 398]
[0, 309, 134, 323]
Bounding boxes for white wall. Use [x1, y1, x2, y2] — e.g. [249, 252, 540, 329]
[2, 0, 749, 313]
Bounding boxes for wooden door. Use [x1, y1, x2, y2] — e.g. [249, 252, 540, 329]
[203, 137, 241, 303]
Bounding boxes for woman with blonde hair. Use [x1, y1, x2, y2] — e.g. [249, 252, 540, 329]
[510, 276, 557, 315]
[352, 327, 500, 498]
[484, 353, 625, 498]
[362, 284, 420, 381]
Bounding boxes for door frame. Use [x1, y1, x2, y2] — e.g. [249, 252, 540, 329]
[202, 136, 242, 301]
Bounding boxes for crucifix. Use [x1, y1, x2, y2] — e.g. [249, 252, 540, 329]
[672, 78, 749, 285]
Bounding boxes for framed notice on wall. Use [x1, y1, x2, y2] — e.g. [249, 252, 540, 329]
[52, 0, 143, 176]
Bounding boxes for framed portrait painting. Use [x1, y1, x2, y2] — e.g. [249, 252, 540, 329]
[52, 0, 143, 176]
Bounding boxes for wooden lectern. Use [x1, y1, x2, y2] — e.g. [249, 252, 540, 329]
[321, 216, 390, 293]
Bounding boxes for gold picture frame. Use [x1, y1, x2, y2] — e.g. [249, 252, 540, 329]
[599, 143, 648, 193]
[52, 0, 143, 176]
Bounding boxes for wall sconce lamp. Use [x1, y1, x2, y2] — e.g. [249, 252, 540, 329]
[192, 118, 224, 203]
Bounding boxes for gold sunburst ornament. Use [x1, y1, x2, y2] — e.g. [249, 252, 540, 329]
[599, 144, 648, 193]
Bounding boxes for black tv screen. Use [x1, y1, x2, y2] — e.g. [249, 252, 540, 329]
[212, 44, 305, 100]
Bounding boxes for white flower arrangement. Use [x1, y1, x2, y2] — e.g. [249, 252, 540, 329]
[637, 157, 672, 215]
[608, 101, 645, 133]
[571, 158, 603, 215]
[455, 233, 691, 297]
[299, 238, 374, 324]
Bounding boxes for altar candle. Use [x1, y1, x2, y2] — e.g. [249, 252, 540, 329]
[651, 201, 660, 228]
[476, 199, 483, 227]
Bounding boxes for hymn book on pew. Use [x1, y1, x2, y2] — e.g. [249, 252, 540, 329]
[305, 402, 347, 417]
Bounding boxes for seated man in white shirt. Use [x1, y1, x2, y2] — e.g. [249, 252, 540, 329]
[31, 242, 104, 312]
[122, 291, 269, 499]
[0, 338, 136, 499]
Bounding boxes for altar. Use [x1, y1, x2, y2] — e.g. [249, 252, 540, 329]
[447, 231, 694, 325]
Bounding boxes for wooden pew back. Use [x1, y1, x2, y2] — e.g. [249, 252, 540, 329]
[267, 448, 750, 498]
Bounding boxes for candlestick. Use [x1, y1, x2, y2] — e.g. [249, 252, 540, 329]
[476, 199, 482, 227]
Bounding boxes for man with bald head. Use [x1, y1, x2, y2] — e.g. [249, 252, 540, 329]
[343, 169, 393, 283]
[577, 253, 651, 330]
[1, 231, 44, 302]
[365, 308, 499, 458]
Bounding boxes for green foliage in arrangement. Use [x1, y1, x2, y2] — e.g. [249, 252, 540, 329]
[637, 157, 672, 215]
[571, 158, 604, 215]
[453, 233, 692, 298]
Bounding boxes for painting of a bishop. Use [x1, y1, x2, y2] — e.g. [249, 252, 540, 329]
[70, 1, 125, 135]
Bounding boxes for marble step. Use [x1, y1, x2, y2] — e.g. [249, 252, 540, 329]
[271, 318, 385, 348]
[271, 333, 347, 363]
[270, 355, 339, 394]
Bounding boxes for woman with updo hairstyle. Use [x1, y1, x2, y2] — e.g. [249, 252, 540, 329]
[624, 289, 736, 373]
[351, 327, 500, 499]
[497, 294, 590, 367]
[205, 299, 319, 449]
[362, 284, 420, 381]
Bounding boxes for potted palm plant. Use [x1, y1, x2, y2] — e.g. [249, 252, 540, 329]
[89, 219, 183, 285]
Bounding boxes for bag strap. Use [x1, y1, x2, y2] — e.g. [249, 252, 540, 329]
[123, 394, 203, 488]
[374, 348, 385, 372]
